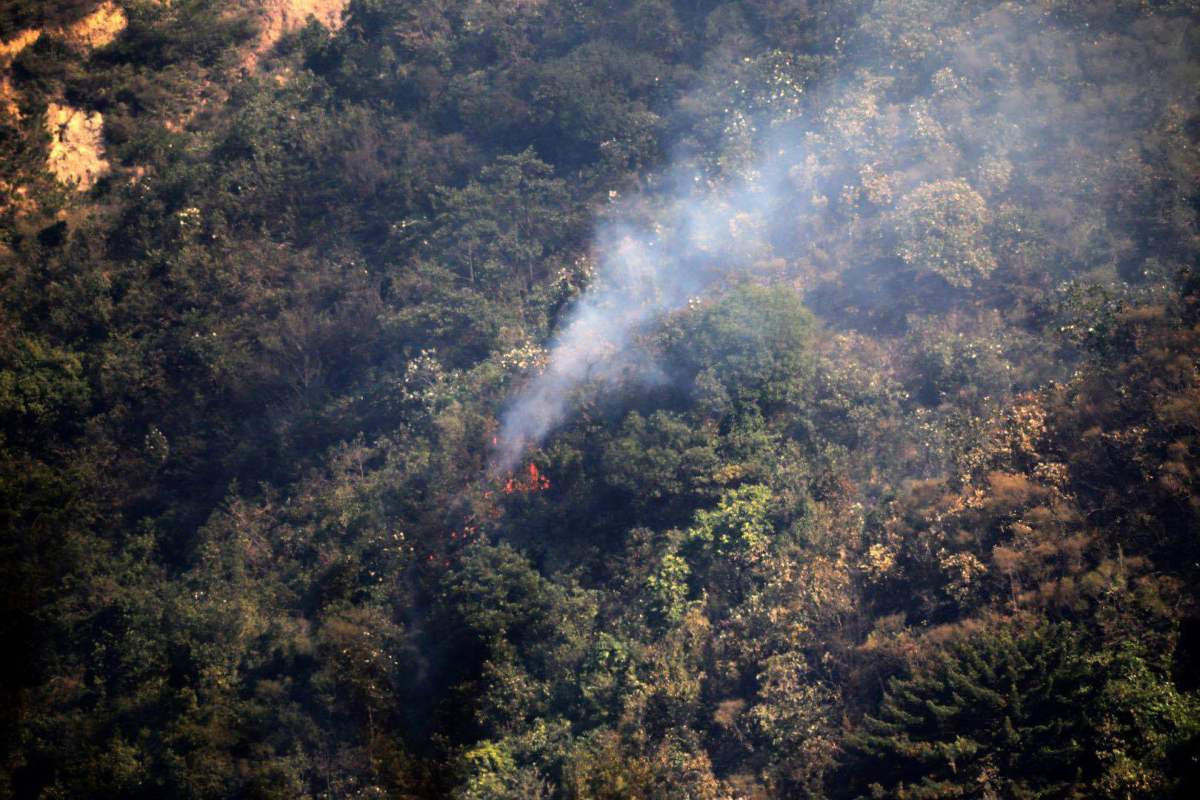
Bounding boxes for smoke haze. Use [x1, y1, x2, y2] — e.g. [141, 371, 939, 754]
[493, 0, 1200, 471]
[493, 148, 800, 471]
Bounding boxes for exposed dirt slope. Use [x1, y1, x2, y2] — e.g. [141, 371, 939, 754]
[45, 102, 108, 190]
[0, 3, 125, 189]
[245, 0, 346, 67]
[0, 2, 126, 62]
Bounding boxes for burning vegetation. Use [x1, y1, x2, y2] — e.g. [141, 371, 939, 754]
[494, 462, 552, 496]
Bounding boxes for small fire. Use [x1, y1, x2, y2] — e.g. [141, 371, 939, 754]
[503, 462, 551, 494]
[426, 463, 551, 571]
[483, 462, 551, 498]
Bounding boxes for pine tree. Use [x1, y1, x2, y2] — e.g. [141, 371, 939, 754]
[843, 622, 1098, 799]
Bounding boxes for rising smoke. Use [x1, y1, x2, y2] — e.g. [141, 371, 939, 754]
[492, 0, 1199, 473]
[492, 147, 801, 471]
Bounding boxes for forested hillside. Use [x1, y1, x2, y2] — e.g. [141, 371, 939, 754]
[2, 1, 1199, 797]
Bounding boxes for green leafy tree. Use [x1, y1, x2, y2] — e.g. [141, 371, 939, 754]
[687, 483, 774, 563]
[433, 148, 576, 291]
[668, 284, 817, 417]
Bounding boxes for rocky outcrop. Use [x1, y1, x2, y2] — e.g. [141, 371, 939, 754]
[0, 29, 41, 117]
[0, 3, 124, 190]
[244, 0, 346, 67]
[45, 102, 109, 190]
[0, 2, 127, 64]
[63, 1, 127, 49]
[0, 28, 41, 62]
[257, 0, 346, 45]
[0, 3, 125, 190]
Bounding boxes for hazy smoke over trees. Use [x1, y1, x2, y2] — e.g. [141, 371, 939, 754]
[493, 155, 799, 470]
[5, 0, 1199, 796]
[495, 0, 1199, 471]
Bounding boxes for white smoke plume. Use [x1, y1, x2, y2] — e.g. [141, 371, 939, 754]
[492, 148, 800, 472]
[491, 1, 1199, 472]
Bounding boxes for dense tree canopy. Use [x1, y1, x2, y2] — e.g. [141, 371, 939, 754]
[2, 0, 1199, 797]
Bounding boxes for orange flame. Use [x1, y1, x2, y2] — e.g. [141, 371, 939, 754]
[500, 462, 551, 494]
[434, 463, 550, 566]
